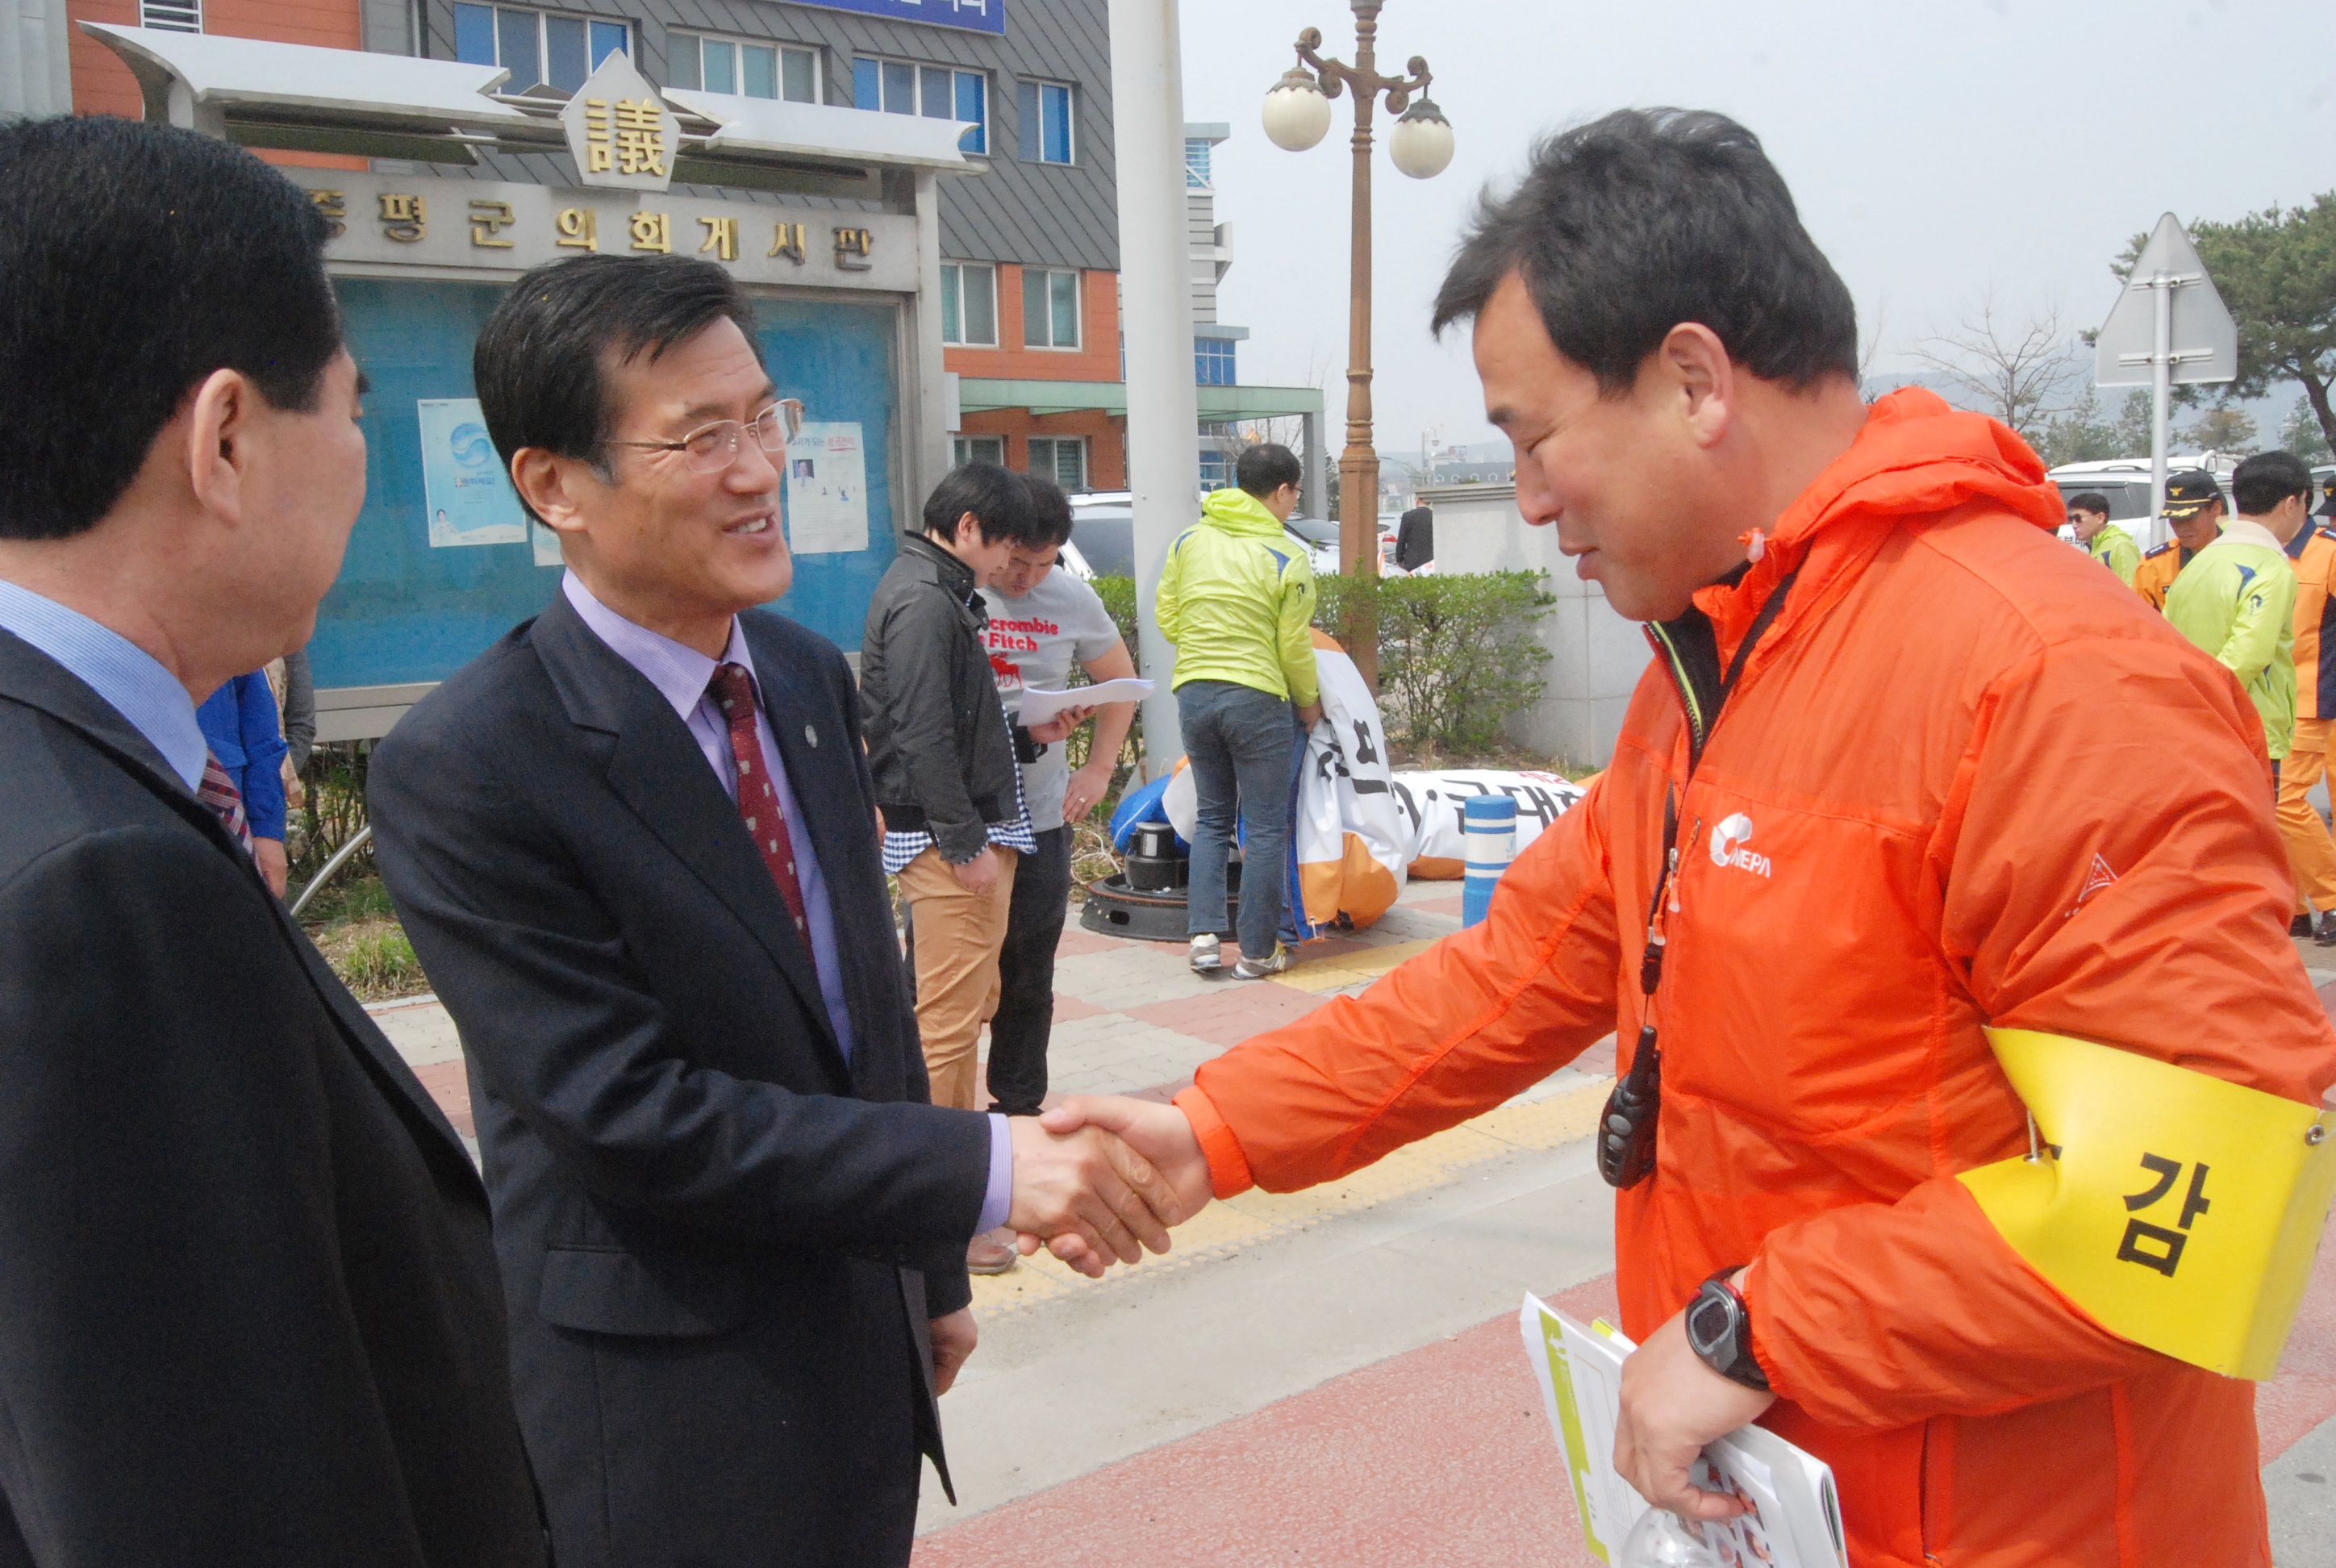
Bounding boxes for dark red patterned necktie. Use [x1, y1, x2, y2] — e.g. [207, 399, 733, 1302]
[707, 662, 807, 941]
[197, 747, 255, 856]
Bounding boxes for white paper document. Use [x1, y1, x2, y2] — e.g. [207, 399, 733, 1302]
[782, 422, 870, 555]
[1518, 1293, 1847, 1568]
[1016, 678, 1153, 728]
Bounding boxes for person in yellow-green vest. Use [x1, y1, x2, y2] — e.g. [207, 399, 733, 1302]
[2166, 457, 2301, 787]
[2065, 490, 2140, 585]
[1154, 444, 1324, 981]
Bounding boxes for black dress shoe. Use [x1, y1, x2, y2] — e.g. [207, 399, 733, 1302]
[2296, 914, 2317, 937]
[2316, 914, 2336, 948]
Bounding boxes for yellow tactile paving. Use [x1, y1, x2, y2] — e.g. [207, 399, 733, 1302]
[1266, 938, 1441, 995]
[968, 1075, 1612, 1318]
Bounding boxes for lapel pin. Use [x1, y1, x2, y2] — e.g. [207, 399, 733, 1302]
[805, 725, 819, 748]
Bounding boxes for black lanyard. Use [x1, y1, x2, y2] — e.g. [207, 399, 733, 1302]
[1596, 569, 1799, 1189]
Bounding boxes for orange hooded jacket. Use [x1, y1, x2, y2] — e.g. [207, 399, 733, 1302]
[1174, 389, 2336, 1566]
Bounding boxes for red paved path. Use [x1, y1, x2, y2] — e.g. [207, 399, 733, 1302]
[916, 982, 2336, 1566]
[917, 1244, 2336, 1568]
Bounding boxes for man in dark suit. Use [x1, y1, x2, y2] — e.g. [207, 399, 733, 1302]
[1395, 501, 1436, 570]
[369, 255, 1182, 1568]
[0, 118, 544, 1566]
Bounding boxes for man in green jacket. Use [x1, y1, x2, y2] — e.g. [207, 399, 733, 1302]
[1156, 444, 1324, 979]
[2067, 490, 2140, 586]
[2166, 459, 2300, 781]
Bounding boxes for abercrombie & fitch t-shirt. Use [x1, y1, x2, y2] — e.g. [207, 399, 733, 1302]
[978, 567, 1122, 831]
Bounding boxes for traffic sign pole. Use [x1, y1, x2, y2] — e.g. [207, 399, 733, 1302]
[2092, 213, 2238, 550]
[2152, 270, 2172, 540]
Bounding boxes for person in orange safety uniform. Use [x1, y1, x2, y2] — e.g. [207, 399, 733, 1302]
[1032, 111, 2336, 1566]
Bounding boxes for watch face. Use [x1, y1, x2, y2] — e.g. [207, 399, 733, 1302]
[1687, 1292, 1733, 1357]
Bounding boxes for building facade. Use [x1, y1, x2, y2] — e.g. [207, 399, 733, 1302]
[27, 0, 1320, 736]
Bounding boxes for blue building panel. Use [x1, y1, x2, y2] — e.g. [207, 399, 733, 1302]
[782, 0, 1005, 36]
[315, 277, 901, 691]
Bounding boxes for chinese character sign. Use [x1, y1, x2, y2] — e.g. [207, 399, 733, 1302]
[561, 52, 682, 193]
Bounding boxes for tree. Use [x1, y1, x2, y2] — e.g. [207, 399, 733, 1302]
[2179, 406, 2258, 455]
[2117, 197, 2336, 454]
[2113, 390, 2155, 457]
[2284, 396, 2334, 462]
[1913, 292, 2078, 440]
[2033, 389, 2123, 466]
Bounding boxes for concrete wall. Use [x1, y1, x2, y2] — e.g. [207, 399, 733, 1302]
[1416, 481, 1649, 769]
[3, 0, 76, 119]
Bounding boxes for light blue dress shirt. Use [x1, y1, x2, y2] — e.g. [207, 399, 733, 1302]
[0, 577, 207, 790]
[561, 573, 1012, 1235]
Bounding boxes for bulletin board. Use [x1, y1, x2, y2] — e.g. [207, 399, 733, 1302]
[308, 276, 903, 691]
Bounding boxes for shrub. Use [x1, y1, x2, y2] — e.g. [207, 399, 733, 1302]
[340, 925, 421, 996]
[1065, 573, 1143, 805]
[1315, 571, 1554, 757]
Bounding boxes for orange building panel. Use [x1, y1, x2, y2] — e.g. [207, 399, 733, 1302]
[69, 0, 365, 167]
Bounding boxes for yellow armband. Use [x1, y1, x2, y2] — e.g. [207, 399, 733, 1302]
[1958, 1028, 2336, 1380]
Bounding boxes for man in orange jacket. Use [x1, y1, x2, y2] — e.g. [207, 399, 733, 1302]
[1036, 110, 2336, 1565]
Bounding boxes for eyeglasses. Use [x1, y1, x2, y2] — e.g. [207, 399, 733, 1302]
[607, 398, 805, 474]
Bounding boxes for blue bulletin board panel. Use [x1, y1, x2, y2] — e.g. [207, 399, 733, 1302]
[311, 277, 902, 691]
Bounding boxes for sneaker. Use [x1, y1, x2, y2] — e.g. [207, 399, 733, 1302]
[1190, 933, 1223, 975]
[966, 1230, 1018, 1276]
[2317, 913, 2336, 948]
[2297, 914, 2317, 938]
[1233, 943, 1295, 980]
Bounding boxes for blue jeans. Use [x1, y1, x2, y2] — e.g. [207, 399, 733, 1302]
[1178, 679, 1301, 958]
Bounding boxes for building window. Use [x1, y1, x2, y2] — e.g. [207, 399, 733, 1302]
[1028, 436, 1087, 492]
[1195, 338, 1237, 386]
[1017, 79, 1074, 165]
[1184, 138, 1212, 189]
[140, 0, 201, 31]
[953, 436, 1006, 468]
[1022, 268, 1080, 351]
[669, 32, 817, 102]
[852, 56, 987, 155]
[453, 5, 628, 94]
[1199, 450, 1232, 490]
[940, 263, 998, 347]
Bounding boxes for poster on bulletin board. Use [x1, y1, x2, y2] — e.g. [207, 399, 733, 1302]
[418, 398, 528, 548]
[784, 422, 870, 556]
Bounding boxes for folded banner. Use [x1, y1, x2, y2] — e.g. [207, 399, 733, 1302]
[1391, 769, 1587, 880]
[1287, 633, 1407, 937]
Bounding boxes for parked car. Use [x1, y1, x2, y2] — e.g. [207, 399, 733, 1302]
[1062, 490, 1134, 578]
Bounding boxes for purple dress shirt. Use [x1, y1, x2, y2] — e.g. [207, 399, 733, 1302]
[562, 573, 1012, 1237]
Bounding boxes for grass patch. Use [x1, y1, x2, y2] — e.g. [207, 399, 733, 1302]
[300, 872, 430, 1002]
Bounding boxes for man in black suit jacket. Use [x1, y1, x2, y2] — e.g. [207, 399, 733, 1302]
[0, 118, 544, 1565]
[369, 255, 1181, 1568]
[1395, 503, 1435, 571]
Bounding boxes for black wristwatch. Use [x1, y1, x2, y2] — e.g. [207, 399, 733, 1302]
[1685, 1267, 1769, 1391]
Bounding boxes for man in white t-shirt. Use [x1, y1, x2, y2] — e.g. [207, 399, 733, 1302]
[978, 476, 1139, 1113]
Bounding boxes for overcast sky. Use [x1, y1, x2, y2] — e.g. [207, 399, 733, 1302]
[1174, 0, 2336, 458]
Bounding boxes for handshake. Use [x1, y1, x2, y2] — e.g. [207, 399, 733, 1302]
[1001, 1096, 1214, 1277]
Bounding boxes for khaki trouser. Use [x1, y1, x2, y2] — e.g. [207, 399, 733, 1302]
[2280, 718, 2336, 913]
[898, 845, 1018, 1111]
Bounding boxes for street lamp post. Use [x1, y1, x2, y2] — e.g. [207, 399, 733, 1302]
[1261, 2, 1453, 689]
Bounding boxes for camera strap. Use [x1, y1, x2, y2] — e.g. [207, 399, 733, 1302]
[1597, 568, 1800, 1189]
